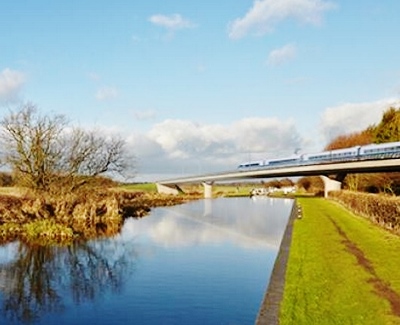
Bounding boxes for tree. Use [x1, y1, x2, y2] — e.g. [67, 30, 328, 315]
[373, 107, 400, 143]
[323, 130, 373, 192]
[323, 106, 400, 195]
[0, 104, 133, 194]
[279, 178, 294, 187]
[324, 129, 373, 151]
[297, 176, 324, 194]
[263, 179, 282, 188]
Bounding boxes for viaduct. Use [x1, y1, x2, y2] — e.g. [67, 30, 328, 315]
[156, 158, 400, 198]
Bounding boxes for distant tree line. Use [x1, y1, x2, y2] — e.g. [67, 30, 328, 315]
[261, 178, 295, 188]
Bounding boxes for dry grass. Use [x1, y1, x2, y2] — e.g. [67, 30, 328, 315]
[0, 186, 29, 197]
[0, 186, 201, 245]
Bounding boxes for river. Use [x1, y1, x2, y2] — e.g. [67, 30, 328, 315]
[0, 197, 292, 325]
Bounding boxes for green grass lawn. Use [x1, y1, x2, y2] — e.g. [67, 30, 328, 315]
[119, 183, 158, 192]
[280, 197, 400, 325]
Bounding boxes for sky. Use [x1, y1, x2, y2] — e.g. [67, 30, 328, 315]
[1, 0, 400, 181]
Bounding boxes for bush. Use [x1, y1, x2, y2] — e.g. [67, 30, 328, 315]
[22, 219, 75, 245]
[0, 172, 14, 186]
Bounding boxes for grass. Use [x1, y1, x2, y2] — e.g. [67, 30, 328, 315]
[0, 186, 28, 197]
[212, 184, 254, 197]
[280, 197, 400, 325]
[119, 183, 158, 192]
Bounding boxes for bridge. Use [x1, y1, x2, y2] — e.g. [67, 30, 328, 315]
[156, 158, 400, 198]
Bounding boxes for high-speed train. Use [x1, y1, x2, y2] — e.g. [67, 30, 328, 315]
[238, 141, 400, 170]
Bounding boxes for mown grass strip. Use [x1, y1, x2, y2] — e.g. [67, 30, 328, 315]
[279, 197, 400, 325]
[120, 183, 157, 192]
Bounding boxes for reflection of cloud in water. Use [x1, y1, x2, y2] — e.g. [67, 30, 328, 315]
[0, 242, 19, 266]
[121, 198, 293, 250]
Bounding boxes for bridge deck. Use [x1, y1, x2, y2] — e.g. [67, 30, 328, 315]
[157, 158, 400, 185]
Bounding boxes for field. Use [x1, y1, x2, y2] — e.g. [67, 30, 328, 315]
[120, 183, 158, 192]
[280, 197, 400, 324]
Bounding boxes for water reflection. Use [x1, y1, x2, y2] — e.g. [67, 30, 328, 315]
[121, 197, 292, 249]
[0, 197, 293, 325]
[0, 239, 135, 324]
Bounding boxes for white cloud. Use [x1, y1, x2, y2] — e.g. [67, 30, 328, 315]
[228, 0, 336, 39]
[127, 117, 304, 176]
[95, 86, 118, 101]
[126, 132, 164, 158]
[267, 43, 297, 66]
[0, 68, 26, 101]
[320, 98, 400, 142]
[121, 208, 284, 249]
[149, 14, 195, 31]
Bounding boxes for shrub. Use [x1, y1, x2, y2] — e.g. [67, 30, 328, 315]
[0, 223, 22, 244]
[22, 219, 75, 245]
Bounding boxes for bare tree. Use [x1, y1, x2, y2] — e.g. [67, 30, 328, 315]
[0, 103, 133, 193]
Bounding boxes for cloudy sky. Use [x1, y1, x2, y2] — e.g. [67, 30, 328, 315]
[1, 0, 399, 181]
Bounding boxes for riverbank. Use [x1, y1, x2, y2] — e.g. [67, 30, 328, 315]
[0, 189, 201, 245]
[279, 197, 400, 324]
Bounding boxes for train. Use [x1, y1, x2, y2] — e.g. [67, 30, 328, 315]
[237, 141, 400, 170]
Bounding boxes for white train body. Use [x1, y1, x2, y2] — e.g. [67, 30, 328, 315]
[238, 141, 400, 170]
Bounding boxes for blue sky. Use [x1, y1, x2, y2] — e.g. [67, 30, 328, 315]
[1, 0, 400, 180]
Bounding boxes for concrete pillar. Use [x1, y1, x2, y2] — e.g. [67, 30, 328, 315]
[156, 183, 179, 195]
[320, 176, 342, 198]
[203, 199, 212, 217]
[202, 182, 213, 199]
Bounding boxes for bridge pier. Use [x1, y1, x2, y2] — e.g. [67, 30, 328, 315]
[203, 182, 213, 199]
[156, 182, 212, 199]
[320, 176, 342, 198]
[155, 183, 180, 195]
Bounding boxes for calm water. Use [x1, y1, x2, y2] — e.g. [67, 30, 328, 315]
[0, 197, 292, 325]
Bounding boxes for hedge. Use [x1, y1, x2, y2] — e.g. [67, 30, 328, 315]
[329, 190, 400, 233]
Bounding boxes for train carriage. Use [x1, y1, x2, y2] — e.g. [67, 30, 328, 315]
[237, 141, 400, 170]
[359, 141, 400, 159]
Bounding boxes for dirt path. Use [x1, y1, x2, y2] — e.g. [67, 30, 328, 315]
[328, 215, 400, 317]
